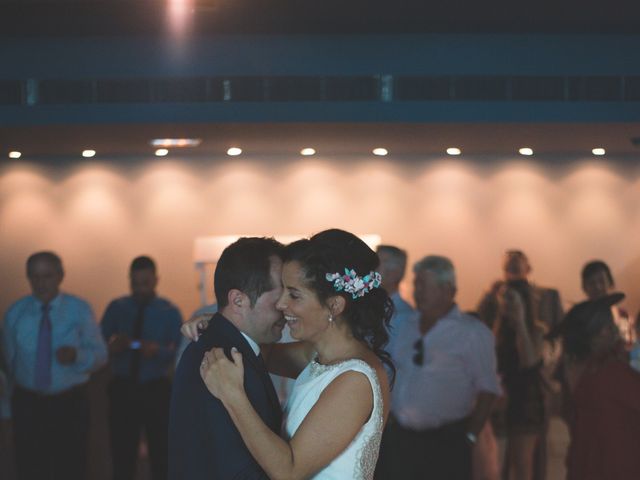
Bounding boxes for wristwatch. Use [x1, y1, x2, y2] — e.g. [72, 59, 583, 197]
[465, 432, 477, 444]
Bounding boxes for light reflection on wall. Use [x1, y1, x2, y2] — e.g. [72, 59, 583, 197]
[0, 168, 58, 244]
[1, 155, 640, 320]
[283, 160, 344, 231]
[491, 162, 559, 241]
[350, 160, 410, 229]
[64, 166, 132, 231]
[563, 163, 626, 234]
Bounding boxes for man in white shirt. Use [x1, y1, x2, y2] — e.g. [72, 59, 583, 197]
[376, 245, 415, 345]
[376, 255, 500, 480]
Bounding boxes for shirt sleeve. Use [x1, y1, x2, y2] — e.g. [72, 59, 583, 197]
[73, 300, 108, 373]
[1, 305, 19, 376]
[0, 309, 16, 419]
[550, 289, 564, 329]
[156, 306, 183, 363]
[100, 300, 118, 342]
[468, 324, 501, 395]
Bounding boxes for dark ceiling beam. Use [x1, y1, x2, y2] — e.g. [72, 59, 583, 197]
[0, 0, 638, 36]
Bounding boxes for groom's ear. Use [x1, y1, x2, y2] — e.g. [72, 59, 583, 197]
[228, 289, 248, 312]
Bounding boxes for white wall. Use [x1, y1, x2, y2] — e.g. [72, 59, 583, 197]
[1, 154, 639, 321]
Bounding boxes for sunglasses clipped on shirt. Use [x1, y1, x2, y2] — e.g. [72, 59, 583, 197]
[413, 338, 424, 366]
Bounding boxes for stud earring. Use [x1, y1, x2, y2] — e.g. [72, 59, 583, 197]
[328, 314, 333, 324]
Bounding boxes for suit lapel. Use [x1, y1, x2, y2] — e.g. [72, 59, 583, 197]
[204, 314, 282, 427]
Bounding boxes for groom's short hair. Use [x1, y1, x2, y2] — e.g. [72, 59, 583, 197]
[214, 237, 284, 308]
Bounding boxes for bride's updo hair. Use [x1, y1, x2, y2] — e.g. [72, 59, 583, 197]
[283, 229, 395, 379]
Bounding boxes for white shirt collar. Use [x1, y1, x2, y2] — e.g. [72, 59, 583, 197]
[240, 331, 261, 356]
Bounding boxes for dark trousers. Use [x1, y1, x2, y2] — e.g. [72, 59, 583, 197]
[375, 416, 472, 480]
[12, 384, 89, 480]
[107, 376, 171, 480]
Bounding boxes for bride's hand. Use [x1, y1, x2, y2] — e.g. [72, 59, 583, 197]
[199, 347, 246, 404]
[181, 314, 213, 341]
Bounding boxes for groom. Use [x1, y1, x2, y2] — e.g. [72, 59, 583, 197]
[168, 237, 286, 479]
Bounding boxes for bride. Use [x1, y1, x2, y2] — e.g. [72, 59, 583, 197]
[192, 229, 394, 479]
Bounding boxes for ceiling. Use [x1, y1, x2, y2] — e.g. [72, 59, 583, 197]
[1, 0, 638, 36]
[2, 123, 640, 160]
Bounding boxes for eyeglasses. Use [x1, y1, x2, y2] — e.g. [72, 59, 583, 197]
[413, 339, 424, 366]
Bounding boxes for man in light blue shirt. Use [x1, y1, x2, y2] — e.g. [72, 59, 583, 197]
[376, 245, 415, 346]
[1, 251, 107, 480]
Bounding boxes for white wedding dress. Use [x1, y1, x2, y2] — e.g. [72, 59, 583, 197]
[283, 358, 384, 480]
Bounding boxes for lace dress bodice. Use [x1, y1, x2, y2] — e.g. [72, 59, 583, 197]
[283, 358, 384, 480]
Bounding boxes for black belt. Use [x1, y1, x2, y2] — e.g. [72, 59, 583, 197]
[392, 414, 469, 435]
[14, 382, 87, 399]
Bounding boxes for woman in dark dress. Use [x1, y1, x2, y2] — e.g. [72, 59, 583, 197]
[486, 281, 548, 480]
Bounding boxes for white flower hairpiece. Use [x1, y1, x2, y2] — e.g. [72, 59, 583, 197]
[325, 268, 382, 299]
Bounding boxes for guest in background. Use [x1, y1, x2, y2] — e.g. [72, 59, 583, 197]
[556, 294, 640, 480]
[376, 245, 415, 344]
[477, 250, 563, 480]
[376, 255, 500, 480]
[581, 260, 634, 345]
[1, 251, 107, 480]
[631, 312, 640, 372]
[101, 256, 182, 480]
[0, 341, 11, 479]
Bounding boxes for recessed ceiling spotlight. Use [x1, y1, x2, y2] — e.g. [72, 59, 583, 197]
[446, 147, 462, 156]
[592, 148, 606, 156]
[155, 148, 169, 157]
[150, 138, 202, 148]
[300, 148, 316, 156]
[372, 148, 388, 156]
[227, 147, 242, 156]
[8, 151, 21, 159]
[518, 147, 534, 156]
[82, 149, 96, 158]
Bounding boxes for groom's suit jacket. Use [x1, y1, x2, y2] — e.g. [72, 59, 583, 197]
[169, 313, 282, 480]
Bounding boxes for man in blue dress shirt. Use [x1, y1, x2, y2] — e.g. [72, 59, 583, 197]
[101, 256, 182, 480]
[1, 251, 108, 480]
[376, 244, 415, 344]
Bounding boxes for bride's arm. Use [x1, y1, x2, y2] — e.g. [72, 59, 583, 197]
[261, 342, 314, 379]
[181, 315, 313, 378]
[201, 348, 374, 480]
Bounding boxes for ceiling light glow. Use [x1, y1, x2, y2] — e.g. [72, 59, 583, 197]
[518, 147, 534, 156]
[8, 151, 21, 159]
[82, 150, 96, 158]
[592, 148, 606, 156]
[373, 148, 388, 156]
[150, 138, 202, 148]
[300, 148, 316, 156]
[227, 147, 242, 156]
[155, 148, 169, 157]
[446, 147, 462, 156]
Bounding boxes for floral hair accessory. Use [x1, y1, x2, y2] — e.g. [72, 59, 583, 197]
[325, 268, 382, 299]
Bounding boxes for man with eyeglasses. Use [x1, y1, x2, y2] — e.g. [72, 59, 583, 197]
[375, 255, 500, 480]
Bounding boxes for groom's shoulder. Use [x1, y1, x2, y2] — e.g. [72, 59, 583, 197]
[179, 314, 250, 368]
[198, 313, 240, 349]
